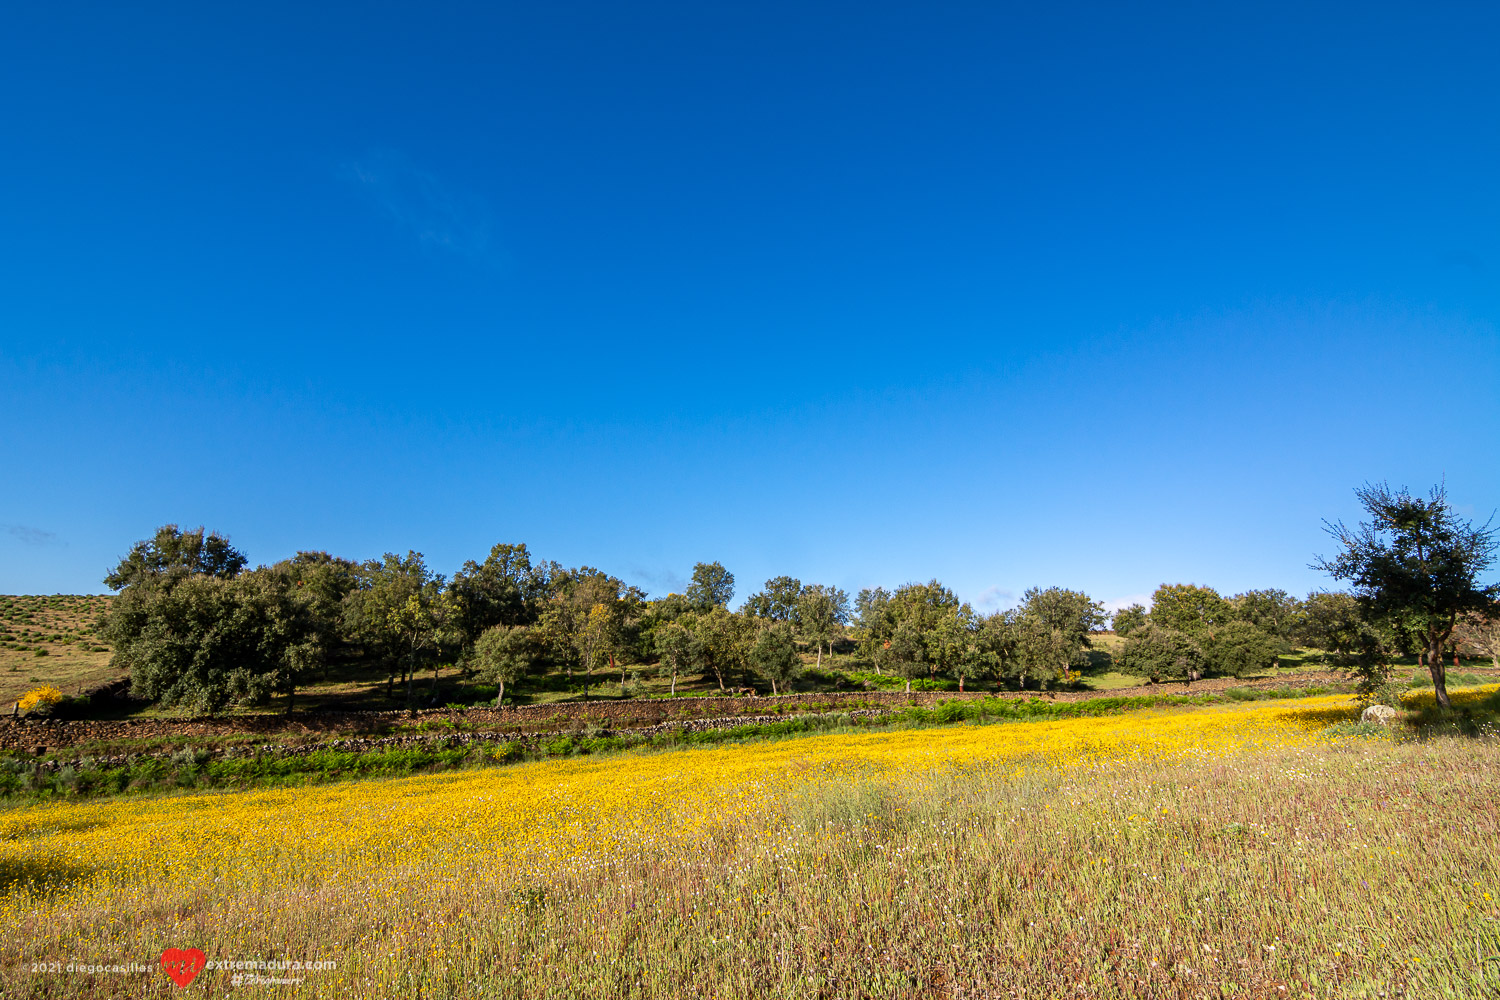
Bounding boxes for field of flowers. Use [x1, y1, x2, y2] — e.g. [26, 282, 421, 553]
[3, 689, 1499, 998]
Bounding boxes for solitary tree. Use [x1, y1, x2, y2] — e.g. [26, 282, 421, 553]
[1111, 603, 1148, 637]
[1012, 586, 1106, 685]
[887, 618, 928, 693]
[796, 584, 849, 668]
[1298, 591, 1368, 662]
[472, 624, 537, 706]
[854, 586, 893, 671]
[655, 619, 696, 696]
[1315, 481, 1498, 708]
[1231, 589, 1303, 640]
[1149, 584, 1234, 637]
[573, 603, 616, 701]
[1116, 623, 1203, 685]
[104, 524, 247, 591]
[750, 621, 801, 695]
[691, 605, 751, 692]
[1199, 620, 1278, 678]
[686, 562, 736, 611]
[743, 576, 803, 622]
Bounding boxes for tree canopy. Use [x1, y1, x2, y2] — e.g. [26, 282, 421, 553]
[1116, 623, 1204, 685]
[1148, 584, 1234, 637]
[743, 576, 803, 621]
[685, 562, 735, 611]
[104, 525, 247, 591]
[1315, 481, 1498, 707]
[1111, 603, 1148, 636]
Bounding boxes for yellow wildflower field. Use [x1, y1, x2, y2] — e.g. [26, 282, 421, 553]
[3, 690, 1498, 998]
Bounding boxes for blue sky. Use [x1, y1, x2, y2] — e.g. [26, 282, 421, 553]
[2, 1, 1497, 609]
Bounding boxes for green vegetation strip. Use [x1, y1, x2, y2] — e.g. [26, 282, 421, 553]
[0, 684, 1348, 801]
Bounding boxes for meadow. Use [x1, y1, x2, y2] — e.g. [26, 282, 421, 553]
[3, 687, 1498, 998]
[0, 596, 113, 708]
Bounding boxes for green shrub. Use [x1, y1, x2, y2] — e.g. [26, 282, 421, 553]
[543, 736, 576, 756]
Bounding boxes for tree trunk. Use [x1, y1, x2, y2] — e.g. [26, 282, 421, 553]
[405, 657, 415, 712]
[958, 675, 964, 693]
[905, 678, 911, 693]
[670, 670, 676, 696]
[495, 678, 505, 708]
[1429, 638, 1452, 708]
[816, 643, 823, 669]
[286, 685, 295, 716]
[615, 653, 624, 688]
[770, 678, 778, 695]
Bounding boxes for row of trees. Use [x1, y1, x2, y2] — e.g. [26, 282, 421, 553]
[99, 535, 855, 712]
[1110, 585, 1288, 684]
[1105, 483, 1494, 704]
[99, 480, 1497, 713]
[97, 528, 1117, 711]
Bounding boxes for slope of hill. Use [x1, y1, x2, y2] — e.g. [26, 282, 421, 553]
[0, 594, 117, 706]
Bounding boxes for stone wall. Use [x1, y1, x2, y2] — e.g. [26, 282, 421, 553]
[0, 672, 1352, 755]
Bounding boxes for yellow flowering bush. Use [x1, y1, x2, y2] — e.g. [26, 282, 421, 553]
[15, 686, 62, 717]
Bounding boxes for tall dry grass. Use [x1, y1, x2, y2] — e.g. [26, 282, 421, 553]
[2, 693, 1499, 998]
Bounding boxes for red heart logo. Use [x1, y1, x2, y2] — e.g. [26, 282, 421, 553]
[159, 948, 206, 988]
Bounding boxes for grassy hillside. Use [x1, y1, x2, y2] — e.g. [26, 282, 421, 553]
[0, 595, 116, 707]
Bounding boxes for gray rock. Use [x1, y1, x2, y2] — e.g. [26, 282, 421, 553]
[1361, 704, 1402, 725]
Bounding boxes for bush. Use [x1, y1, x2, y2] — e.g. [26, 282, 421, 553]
[1199, 622, 1278, 678]
[170, 747, 211, 769]
[1363, 681, 1408, 710]
[17, 685, 63, 716]
[1116, 624, 1203, 683]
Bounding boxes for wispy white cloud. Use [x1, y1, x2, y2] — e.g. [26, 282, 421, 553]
[629, 567, 688, 597]
[974, 585, 1014, 610]
[5, 524, 63, 547]
[1102, 593, 1151, 614]
[340, 149, 500, 266]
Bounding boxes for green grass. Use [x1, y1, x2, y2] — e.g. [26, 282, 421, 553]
[3, 685, 1360, 801]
